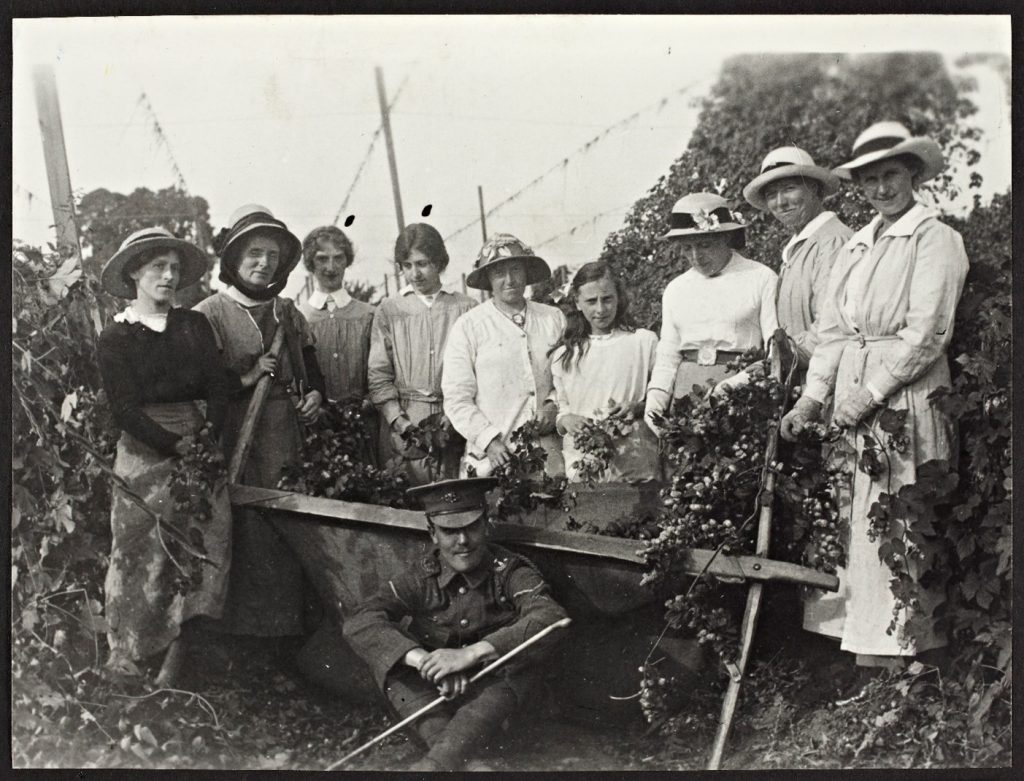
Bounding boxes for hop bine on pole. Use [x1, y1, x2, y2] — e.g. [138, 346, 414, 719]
[326, 616, 572, 770]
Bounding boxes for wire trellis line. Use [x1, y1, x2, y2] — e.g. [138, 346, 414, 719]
[444, 80, 702, 242]
[534, 204, 633, 249]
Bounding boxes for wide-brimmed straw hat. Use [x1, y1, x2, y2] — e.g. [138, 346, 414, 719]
[742, 146, 840, 211]
[832, 121, 944, 183]
[662, 192, 746, 240]
[465, 233, 551, 291]
[407, 477, 498, 530]
[217, 203, 302, 289]
[101, 226, 208, 299]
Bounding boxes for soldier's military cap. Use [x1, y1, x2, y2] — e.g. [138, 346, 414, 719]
[406, 477, 499, 530]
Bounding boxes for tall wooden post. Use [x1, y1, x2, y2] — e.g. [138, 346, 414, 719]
[32, 65, 82, 261]
[477, 185, 488, 243]
[375, 66, 405, 294]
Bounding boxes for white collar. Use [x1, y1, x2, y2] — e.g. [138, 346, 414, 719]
[782, 211, 836, 263]
[224, 286, 268, 307]
[400, 284, 447, 298]
[308, 287, 352, 310]
[845, 202, 934, 250]
[114, 305, 170, 332]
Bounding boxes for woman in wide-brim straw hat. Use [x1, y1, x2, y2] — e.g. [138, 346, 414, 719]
[97, 227, 232, 686]
[742, 146, 853, 371]
[643, 192, 779, 434]
[442, 233, 566, 479]
[781, 121, 968, 669]
[193, 204, 326, 641]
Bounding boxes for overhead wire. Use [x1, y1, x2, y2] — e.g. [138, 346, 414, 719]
[444, 80, 702, 242]
[533, 204, 633, 250]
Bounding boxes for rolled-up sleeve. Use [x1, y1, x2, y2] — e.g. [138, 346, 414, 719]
[802, 271, 848, 405]
[442, 317, 503, 453]
[864, 225, 968, 400]
[343, 574, 423, 688]
[367, 307, 403, 424]
[792, 235, 845, 363]
[483, 563, 567, 660]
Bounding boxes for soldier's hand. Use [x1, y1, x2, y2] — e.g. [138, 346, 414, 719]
[436, 672, 470, 700]
[418, 647, 476, 682]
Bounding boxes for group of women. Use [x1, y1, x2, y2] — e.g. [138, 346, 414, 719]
[96, 120, 968, 687]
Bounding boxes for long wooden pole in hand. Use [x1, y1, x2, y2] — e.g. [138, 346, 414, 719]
[227, 326, 287, 484]
[707, 336, 786, 770]
[326, 617, 572, 770]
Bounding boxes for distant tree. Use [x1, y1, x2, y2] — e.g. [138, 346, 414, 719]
[599, 52, 981, 329]
[77, 186, 214, 308]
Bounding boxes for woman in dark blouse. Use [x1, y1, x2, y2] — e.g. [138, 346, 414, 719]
[97, 227, 232, 686]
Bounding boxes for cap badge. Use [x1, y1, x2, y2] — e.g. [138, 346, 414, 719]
[442, 491, 460, 504]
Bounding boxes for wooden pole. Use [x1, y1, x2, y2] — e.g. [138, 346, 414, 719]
[477, 185, 488, 242]
[375, 66, 405, 296]
[32, 64, 82, 262]
[227, 327, 287, 484]
[707, 337, 786, 770]
[477, 185, 489, 301]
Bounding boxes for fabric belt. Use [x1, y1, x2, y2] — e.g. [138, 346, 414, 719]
[847, 333, 901, 348]
[398, 390, 443, 404]
[679, 349, 743, 366]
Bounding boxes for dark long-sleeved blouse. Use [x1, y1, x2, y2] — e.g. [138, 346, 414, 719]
[97, 308, 232, 456]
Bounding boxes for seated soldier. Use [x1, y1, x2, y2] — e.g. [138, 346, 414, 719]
[343, 477, 568, 771]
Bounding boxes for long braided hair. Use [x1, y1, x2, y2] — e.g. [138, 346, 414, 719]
[547, 261, 637, 372]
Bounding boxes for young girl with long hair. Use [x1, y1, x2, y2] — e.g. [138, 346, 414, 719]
[548, 262, 661, 483]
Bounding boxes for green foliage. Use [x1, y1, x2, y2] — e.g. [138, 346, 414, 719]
[278, 400, 410, 506]
[598, 52, 979, 329]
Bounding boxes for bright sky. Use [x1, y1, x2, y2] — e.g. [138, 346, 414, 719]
[12, 15, 1011, 299]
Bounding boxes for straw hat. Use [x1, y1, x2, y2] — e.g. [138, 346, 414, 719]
[465, 233, 551, 291]
[100, 227, 208, 299]
[407, 477, 498, 529]
[662, 193, 745, 240]
[832, 121, 944, 183]
[217, 204, 302, 292]
[742, 146, 840, 211]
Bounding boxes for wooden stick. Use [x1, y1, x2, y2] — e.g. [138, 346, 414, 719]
[326, 617, 572, 770]
[226, 326, 286, 484]
[708, 337, 786, 770]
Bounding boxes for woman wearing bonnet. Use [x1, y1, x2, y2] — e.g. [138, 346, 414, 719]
[194, 204, 325, 643]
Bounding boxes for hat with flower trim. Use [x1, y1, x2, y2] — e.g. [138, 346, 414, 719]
[662, 192, 746, 240]
[465, 233, 551, 291]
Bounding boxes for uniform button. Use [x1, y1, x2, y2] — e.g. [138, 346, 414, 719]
[333, 352, 339, 358]
[329, 314, 335, 319]
[458, 586, 467, 595]
[459, 618, 469, 627]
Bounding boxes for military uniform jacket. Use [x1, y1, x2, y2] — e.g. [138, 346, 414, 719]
[344, 544, 567, 689]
